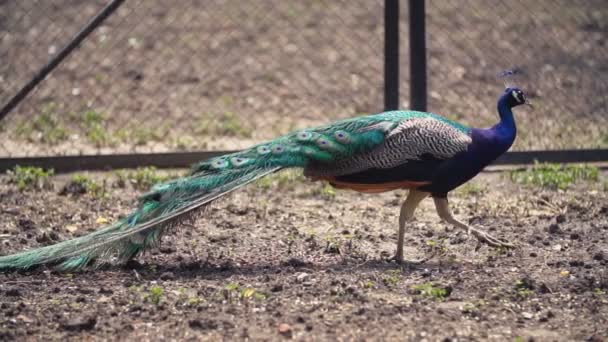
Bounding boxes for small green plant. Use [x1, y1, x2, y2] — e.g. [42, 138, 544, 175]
[115, 167, 172, 190]
[323, 234, 342, 254]
[509, 162, 599, 190]
[411, 282, 450, 300]
[79, 110, 113, 147]
[186, 296, 204, 306]
[456, 181, 485, 195]
[67, 174, 106, 198]
[426, 238, 449, 254]
[221, 111, 252, 137]
[132, 127, 164, 146]
[113, 124, 169, 146]
[514, 279, 535, 297]
[15, 103, 68, 144]
[222, 283, 267, 300]
[382, 269, 402, 287]
[255, 169, 305, 189]
[461, 299, 486, 315]
[7, 166, 54, 190]
[196, 112, 252, 138]
[174, 136, 196, 150]
[362, 280, 376, 289]
[240, 287, 267, 300]
[146, 286, 164, 305]
[319, 183, 336, 199]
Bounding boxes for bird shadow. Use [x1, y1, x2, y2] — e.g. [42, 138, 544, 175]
[107, 256, 462, 282]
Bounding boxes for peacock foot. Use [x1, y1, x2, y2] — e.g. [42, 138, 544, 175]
[467, 226, 514, 248]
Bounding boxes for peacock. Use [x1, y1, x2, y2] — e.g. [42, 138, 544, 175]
[0, 84, 530, 271]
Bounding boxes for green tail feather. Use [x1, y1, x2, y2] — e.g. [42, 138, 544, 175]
[0, 110, 458, 271]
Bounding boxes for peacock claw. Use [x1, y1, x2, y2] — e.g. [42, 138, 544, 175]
[467, 227, 514, 249]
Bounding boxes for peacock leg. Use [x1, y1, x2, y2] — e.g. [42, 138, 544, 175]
[393, 190, 430, 264]
[433, 197, 514, 248]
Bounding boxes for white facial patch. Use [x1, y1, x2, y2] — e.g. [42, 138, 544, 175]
[511, 90, 522, 103]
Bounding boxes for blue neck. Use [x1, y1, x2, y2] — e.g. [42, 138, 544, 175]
[493, 96, 517, 140]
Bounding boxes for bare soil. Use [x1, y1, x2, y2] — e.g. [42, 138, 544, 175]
[0, 170, 607, 341]
[1, 1, 607, 341]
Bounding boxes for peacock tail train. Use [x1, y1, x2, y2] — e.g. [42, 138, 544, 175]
[0, 111, 470, 271]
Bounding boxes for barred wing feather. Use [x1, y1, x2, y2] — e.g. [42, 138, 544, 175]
[307, 116, 472, 177]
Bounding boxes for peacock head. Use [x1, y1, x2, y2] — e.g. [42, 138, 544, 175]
[497, 69, 532, 109]
[502, 87, 528, 108]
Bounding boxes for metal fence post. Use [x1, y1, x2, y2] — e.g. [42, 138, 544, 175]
[0, 0, 125, 122]
[384, 0, 400, 111]
[409, 0, 426, 111]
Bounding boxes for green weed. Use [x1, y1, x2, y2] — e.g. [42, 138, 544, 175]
[255, 169, 305, 189]
[222, 283, 267, 300]
[115, 167, 172, 190]
[456, 181, 485, 195]
[362, 280, 376, 289]
[323, 234, 342, 254]
[186, 296, 204, 306]
[66, 174, 106, 198]
[7, 166, 54, 190]
[318, 183, 337, 199]
[411, 282, 450, 300]
[426, 238, 450, 255]
[461, 299, 487, 315]
[509, 162, 599, 189]
[133, 127, 165, 146]
[514, 278, 535, 297]
[382, 269, 402, 287]
[113, 124, 169, 146]
[174, 136, 196, 150]
[79, 110, 112, 147]
[196, 112, 252, 138]
[145, 286, 164, 305]
[15, 103, 68, 144]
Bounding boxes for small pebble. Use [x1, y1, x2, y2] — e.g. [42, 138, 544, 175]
[548, 224, 560, 234]
[5, 288, 22, 297]
[62, 317, 97, 331]
[295, 272, 310, 283]
[160, 272, 175, 281]
[278, 323, 292, 337]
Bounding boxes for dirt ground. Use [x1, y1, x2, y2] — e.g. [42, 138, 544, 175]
[0, 169, 606, 341]
[1, 1, 607, 341]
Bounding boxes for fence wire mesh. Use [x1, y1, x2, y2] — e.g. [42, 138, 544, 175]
[0, 0, 385, 157]
[1, 0, 607, 160]
[424, 0, 608, 151]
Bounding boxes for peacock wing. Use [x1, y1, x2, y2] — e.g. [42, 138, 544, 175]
[305, 114, 472, 178]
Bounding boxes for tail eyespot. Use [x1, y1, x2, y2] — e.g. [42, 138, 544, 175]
[296, 131, 313, 140]
[272, 145, 285, 154]
[334, 130, 350, 143]
[231, 157, 250, 166]
[257, 146, 271, 154]
[211, 159, 229, 169]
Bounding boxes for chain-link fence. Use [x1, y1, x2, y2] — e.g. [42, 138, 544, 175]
[425, 0, 608, 151]
[1, 0, 607, 161]
[1, 0, 386, 158]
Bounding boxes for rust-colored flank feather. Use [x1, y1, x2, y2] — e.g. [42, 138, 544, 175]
[316, 176, 431, 193]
